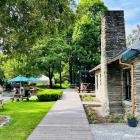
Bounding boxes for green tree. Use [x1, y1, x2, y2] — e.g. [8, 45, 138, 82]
[30, 36, 71, 88]
[0, 0, 74, 53]
[0, 0, 75, 81]
[71, 0, 107, 83]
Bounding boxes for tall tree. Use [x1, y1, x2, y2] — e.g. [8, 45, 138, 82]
[0, 0, 74, 53]
[72, 0, 107, 69]
[30, 36, 71, 88]
[0, 0, 75, 80]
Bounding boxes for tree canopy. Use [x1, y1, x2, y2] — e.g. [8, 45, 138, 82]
[0, 0, 108, 87]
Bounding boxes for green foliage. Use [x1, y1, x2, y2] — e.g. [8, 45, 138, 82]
[63, 80, 70, 88]
[0, 0, 108, 86]
[127, 113, 137, 120]
[81, 95, 96, 102]
[0, 99, 55, 140]
[54, 82, 70, 89]
[36, 85, 49, 91]
[37, 89, 62, 101]
[111, 114, 125, 123]
[72, 0, 107, 69]
[0, 0, 74, 53]
[0, 54, 7, 79]
[85, 106, 97, 123]
[0, 0, 75, 81]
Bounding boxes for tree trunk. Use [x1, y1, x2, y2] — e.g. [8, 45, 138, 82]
[60, 60, 62, 88]
[48, 66, 53, 89]
[49, 78, 53, 89]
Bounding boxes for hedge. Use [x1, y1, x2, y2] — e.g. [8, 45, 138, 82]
[37, 89, 62, 101]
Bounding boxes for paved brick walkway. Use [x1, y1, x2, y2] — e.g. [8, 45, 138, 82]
[27, 89, 93, 140]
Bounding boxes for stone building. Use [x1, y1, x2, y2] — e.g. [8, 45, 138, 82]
[90, 11, 140, 118]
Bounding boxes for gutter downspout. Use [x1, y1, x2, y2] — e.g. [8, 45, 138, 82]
[119, 58, 135, 115]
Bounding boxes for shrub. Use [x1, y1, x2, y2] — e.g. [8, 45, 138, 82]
[85, 106, 97, 123]
[111, 114, 125, 123]
[37, 89, 62, 101]
[127, 113, 137, 120]
[81, 95, 96, 102]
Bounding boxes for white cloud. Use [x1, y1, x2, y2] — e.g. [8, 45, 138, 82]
[125, 24, 138, 35]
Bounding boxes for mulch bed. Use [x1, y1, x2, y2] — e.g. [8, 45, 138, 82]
[0, 117, 6, 124]
[0, 115, 10, 126]
[84, 106, 124, 124]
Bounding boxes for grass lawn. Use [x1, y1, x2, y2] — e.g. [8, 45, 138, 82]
[0, 99, 55, 140]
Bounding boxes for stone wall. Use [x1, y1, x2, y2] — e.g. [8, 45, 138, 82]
[134, 57, 140, 119]
[107, 61, 123, 114]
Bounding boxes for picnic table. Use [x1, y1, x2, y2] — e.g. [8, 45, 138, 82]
[11, 89, 31, 101]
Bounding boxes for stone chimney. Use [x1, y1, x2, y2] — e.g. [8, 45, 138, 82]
[100, 11, 126, 116]
[102, 11, 126, 59]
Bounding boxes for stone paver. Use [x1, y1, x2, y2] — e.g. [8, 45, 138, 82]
[82, 101, 101, 106]
[91, 123, 140, 140]
[27, 89, 93, 140]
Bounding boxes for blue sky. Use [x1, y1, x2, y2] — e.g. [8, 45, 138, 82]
[75, 0, 140, 35]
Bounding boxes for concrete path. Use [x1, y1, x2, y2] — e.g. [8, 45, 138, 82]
[27, 89, 93, 140]
[91, 123, 140, 140]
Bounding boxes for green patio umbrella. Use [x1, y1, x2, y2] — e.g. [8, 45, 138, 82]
[8, 75, 28, 82]
[8, 75, 28, 94]
[27, 77, 38, 82]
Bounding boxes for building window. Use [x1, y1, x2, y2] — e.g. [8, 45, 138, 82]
[125, 69, 131, 100]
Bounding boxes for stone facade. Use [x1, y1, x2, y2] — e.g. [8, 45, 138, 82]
[121, 57, 140, 120]
[102, 11, 126, 60]
[93, 10, 140, 119]
[133, 58, 140, 119]
[100, 11, 126, 116]
[107, 61, 123, 114]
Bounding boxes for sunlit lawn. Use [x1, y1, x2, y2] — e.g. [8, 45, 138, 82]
[0, 99, 55, 140]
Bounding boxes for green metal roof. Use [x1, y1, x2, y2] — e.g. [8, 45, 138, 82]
[122, 38, 140, 62]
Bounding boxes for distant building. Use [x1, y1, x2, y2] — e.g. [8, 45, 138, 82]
[90, 11, 140, 119]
